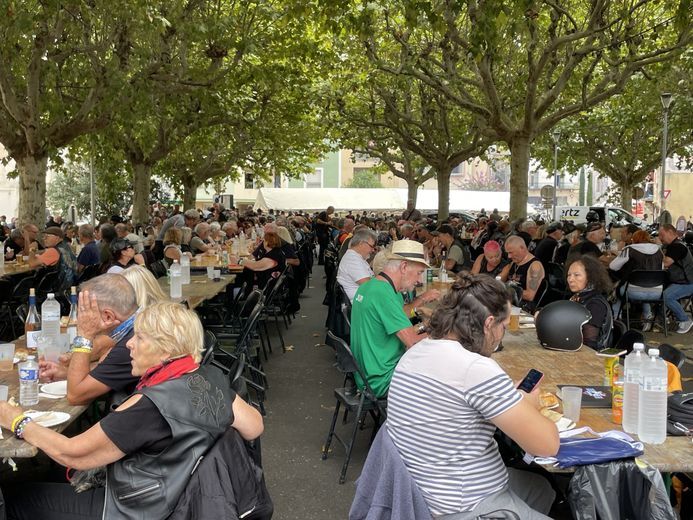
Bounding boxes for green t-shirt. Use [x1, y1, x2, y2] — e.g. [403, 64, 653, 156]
[351, 278, 412, 398]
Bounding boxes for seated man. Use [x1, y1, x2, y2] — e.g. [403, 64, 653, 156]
[435, 224, 471, 273]
[39, 274, 140, 405]
[533, 222, 563, 267]
[76, 224, 101, 272]
[501, 235, 545, 309]
[351, 240, 440, 398]
[28, 226, 78, 291]
[3, 228, 24, 260]
[337, 228, 377, 302]
[659, 224, 693, 333]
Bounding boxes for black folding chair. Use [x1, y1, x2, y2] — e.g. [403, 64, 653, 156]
[622, 270, 668, 336]
[322, 331, 387, 484]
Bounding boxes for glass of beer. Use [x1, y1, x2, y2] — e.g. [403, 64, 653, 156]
[509, 306, 521, 331]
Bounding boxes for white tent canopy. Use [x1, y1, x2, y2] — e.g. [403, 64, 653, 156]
[253, 187, 533, 214]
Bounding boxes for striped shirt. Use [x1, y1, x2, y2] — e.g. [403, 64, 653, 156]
[387, 339, 522, 515]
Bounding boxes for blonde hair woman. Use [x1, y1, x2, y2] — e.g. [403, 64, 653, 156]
[120, 265, 168, 308]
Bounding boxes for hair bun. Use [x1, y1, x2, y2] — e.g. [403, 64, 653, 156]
[452, 271, 474, 290]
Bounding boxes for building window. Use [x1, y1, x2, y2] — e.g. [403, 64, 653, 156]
[244, 173, 256, 190]
[304, 168, 323, 188]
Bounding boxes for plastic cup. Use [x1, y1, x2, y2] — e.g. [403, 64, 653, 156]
[213, 269, 221, 282]
[207, 266, 214, 279]
[22, 256, 29, 264]
[561, 386, 583, 422]
[0, 385, 8, 401]
[0, 343, 14, 371]
[509, 306, 522, 331]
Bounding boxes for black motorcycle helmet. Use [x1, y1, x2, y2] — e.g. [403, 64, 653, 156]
[585, 210, 600, 223]
[535, 300, 592, 351]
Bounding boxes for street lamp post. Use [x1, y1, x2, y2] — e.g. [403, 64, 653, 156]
[659, 92, 673, 214]
[551, 129, 561, 222]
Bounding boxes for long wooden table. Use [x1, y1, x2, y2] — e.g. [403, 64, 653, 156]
[497, 327, 693, 473]
[190, 256, 244, 273]
[0, 260, 38, 278]
[157, 273, 236, 309]
[0, 338, 87, 459]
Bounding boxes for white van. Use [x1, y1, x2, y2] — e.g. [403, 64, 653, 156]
[555, 206, 647, 228]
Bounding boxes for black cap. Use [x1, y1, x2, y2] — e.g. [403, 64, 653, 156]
[110, 238, 135, 255]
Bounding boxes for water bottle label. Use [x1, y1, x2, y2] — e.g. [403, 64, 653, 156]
[642, 376, 666, 392]
[625, 369, 640, 384]
[26, 331, 41, 349]
[19, 368, 38, 381]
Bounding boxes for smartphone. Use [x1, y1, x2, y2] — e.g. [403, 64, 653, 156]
[595, 348, 627, 357]
[517, 369, 544, 393]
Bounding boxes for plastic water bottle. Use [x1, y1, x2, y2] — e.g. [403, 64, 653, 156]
[637, 348, 668, 444]
[19, 356, 39, 406]
[622, 343, 645, 434]
[439, 252, 448, 282]
[170, 260, 182, 298]
[239, 231, 246, 254]
[67, 286, 78, 344]
[41, 293, 61, 343]
[180, 255, 191, 285]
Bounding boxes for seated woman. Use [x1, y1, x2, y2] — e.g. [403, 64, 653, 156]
[120, 265, 168, 308]
[471, 240, 509, 278]
[0, 301, 263, 519]
[609, 229, 664, 331]
[387, 273, 559, 519]
[162, 227, 189, 267]
[567, 254, 614, 350]
[232, 231, 286, 294]
[105, 238, 144, 274]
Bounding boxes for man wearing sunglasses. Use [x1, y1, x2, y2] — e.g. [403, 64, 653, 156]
[337, 228, 378, 302]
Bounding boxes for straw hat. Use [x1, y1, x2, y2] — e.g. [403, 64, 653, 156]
[276, 226, 294, 245]
[385, 239, 430, 267]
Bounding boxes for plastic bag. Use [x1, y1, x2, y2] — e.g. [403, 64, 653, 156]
[568, 460, 676, 520]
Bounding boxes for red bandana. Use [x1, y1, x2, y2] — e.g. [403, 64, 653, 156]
[136, 355, 199, 390]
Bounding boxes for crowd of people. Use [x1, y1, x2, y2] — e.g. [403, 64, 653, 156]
[321, 203, 693, 517]
[1, 200, 692, 518]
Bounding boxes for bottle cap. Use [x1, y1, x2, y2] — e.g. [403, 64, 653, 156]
[27, 355, 35, 361]
[649, 348, 659, 357]
[633, 342, 645, 351]
[47, 293, 55, 298]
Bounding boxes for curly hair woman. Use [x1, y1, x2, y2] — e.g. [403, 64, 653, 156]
[566, 254, 614, 350]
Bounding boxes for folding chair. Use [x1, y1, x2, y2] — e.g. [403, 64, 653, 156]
[622, 270, 668, 336]
[322, 331, 387, 484]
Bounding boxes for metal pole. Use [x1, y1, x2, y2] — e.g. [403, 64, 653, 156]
[90, 156, 96, 227]
[659, 93, 672, 214]
[551, 129, 561, 221]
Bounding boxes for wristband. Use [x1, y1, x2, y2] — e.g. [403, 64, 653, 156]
[11, 413, 26, 433]
[70, 348, 92, 354]
[70, 336, 93, 353]
[410, 306, 418, 318]
[13, 415, 32, 439]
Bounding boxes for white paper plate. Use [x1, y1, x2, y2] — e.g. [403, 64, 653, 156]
[25, 410, 70, 427]
[41, 381, 67, 396]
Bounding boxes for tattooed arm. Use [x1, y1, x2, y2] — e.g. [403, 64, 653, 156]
[523, 261, 545, 302]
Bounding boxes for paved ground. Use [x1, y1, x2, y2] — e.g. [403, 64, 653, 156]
[261, 271, 693, 519]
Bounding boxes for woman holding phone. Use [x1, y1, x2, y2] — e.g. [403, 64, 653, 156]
[386, 273, 559, 519]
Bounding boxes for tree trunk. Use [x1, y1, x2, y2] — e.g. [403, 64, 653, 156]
[183, 176, 198, 210]
[17, 154, 49, 227]
[579, 167, 586, 205]
[436, 166, 451, 221]
[587, 170, 593, 205]
[620, 180, 632, 210]
[509, 137, 531, 220]
[131, 162, 151, 226]
[406, 178, 418, 208]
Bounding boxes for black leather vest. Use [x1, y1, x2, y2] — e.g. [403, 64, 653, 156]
[103, 365, 233, 519]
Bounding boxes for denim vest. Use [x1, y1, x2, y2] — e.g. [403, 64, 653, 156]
[54, 241, 77, 290]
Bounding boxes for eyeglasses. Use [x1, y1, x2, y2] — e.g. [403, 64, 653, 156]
[366, 242, 376, 250]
